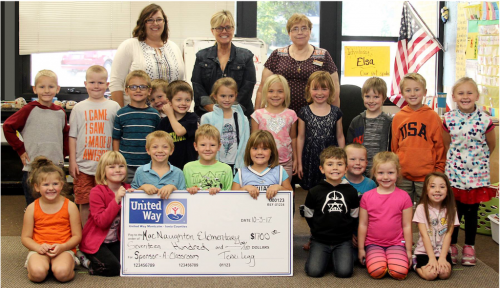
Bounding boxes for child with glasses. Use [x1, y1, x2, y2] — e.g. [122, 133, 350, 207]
[112, 70, 161, 183]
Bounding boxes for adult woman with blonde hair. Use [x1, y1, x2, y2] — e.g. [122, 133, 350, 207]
[110, 4, 185, 107]
[191, 10, 256, 118]
[255, 13, 340, 114]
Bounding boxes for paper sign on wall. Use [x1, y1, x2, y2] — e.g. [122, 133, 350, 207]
[344, 46, 390, 77]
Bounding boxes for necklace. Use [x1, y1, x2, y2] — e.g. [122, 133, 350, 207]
[289, 46, 309, 73]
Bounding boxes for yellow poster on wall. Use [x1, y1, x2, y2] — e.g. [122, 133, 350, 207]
[456, 3, 469, 80]
[344, 46, 390, 77]
[466, 32, 478, 59]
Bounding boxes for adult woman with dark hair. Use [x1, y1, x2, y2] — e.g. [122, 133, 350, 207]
[110, 4, 184, 107]
[255, 13, 340, 114]
[191, 10, 256, 118]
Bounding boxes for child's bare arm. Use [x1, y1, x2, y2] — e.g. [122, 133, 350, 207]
[357, 208, 368, 264]
[21, 204, 44, 253]
[68, 137, 79, 178]
[251, 119, 259, 133]
[336, 117, 345, 148]
[297, 119, 306, 179]
[402, 207, 413, 265]
[486, 129, 496, 154]
[290, 121, 298, 175]
[418, 222, 438, 272]
[112, 139, 120, 151]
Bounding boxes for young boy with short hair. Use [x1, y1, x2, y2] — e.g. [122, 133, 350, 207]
[69, 65, 121, 225]
[343, 144, 376, 195]
[304, 146, 359, 278]
[157, 80, 199, 170]
[346, 77, 392, 174]
[3, 70, 69, 206]
[131, 131, 186, 199]
[391, 72, 445, 204]
[113, 70, 161, 183]
[150, 79, 169, 118]
[183, 124, 233, 195]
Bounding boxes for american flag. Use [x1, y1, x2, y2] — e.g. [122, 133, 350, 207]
[389, 2, 441, 107]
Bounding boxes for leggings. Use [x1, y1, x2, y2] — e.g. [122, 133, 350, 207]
[365, 244, 409, 280]
[451, 201, 479, 245]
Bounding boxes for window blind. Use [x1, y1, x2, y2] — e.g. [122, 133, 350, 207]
[19, 1, 235, 55]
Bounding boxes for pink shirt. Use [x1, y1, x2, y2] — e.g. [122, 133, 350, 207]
[251, 108, 297, 163]
[413, 204, 459, 256]
[360, 187, 413, 247]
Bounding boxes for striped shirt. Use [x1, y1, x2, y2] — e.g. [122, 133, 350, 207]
[112, 105, 160, 167]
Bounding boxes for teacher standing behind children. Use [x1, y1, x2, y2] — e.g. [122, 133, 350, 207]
[109, 3, 185, 107]
[191, 10, 256, 118]
[255, 13, 340, 113]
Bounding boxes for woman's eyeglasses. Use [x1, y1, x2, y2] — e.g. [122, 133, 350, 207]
[212, 25, 234, 32]
[126, 85, 150, 91]
[290, 27, 310, 33]
[145, 18, 164, 24]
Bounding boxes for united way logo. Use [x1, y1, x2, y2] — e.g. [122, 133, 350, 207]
[166, 201, 186, 221]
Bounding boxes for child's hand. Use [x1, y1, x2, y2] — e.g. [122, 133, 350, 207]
[292, 159, 298, 176]
[407, 251, 413, 269]
[298, 164, 303, 179]
[158, 185, 176, 199]
[426, 257, 438, 273]
[266, 185, 280, 200]
[142, 184, 158, 195]
[358, 249, 366, 265]
[115, 186, 127, 204]
[162, 101, 175, 117]
[208, 187, 221, 195]
[38, 243, 52, 255]
[437, 257, 450, 273]
[69, 159, 79, 178]
[46, 244, 64, 257]
[20, 152, 30, 166]
[244, 185, 259, 199]
[352, 234, 358, 248]
[187, 186, 200, 195]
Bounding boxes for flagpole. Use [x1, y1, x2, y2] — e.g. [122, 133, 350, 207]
[406, 1, 445, 51]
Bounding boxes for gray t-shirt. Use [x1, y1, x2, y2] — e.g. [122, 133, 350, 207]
[220, 117, 237, 165]
[69, 99, 120, 175]
[364, 115, 386, 174]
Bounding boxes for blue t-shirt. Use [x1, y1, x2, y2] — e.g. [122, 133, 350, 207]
[131, 162, 186, 190]
[112, 105, 160, 167]
[343, 176, 376, 195]
[233, 166, 288, 192]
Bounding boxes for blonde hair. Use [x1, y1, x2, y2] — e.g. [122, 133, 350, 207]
[371, 151, 401, 181]
[145, 130, 174, 150]
[132, 4, 169, 42]
[362, 77, 387, 101]
[305, 71, 335, 104]
[28, 156, 66, 198]
[150, 79, 169, 99]
[210, 77, 238, 103]
[244, 131, 279, 168]
[261, 74, 291, 108]
[195, 124, 220, 143]
[399, 72, 426, 92]
[452, 77, 479, 95]
[95, 151, 127, 185]
[319, 146, 347, 167]
[34, 70, 58, 86]
[210, 10, 235, 29]
[125, 70, 151, 88]
[86, 65, 108, 80]
[286, 13, 313, 33]
[345, 143, 367, 155]
[166, 80, 193, 101]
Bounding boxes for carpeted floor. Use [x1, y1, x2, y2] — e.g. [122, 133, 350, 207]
[2, 191, 499, 287]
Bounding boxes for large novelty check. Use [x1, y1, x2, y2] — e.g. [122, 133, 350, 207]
[120, 191, 293, 277]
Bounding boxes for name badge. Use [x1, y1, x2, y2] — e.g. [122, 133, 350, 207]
[313, 60, 323, 66]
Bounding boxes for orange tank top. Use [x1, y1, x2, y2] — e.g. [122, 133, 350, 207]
[32, 198, 76, 253]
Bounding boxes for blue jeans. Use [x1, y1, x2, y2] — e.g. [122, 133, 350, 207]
[305, 239, 354, 278]
[22, 171, 35, 206]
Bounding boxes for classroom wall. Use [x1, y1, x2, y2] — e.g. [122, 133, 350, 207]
[443, 1, 458, 98]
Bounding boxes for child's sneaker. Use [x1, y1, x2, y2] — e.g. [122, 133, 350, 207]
[461, 245, 476, 266]
[449, 244, 458, 264]
[76, 250, 91, 269]
[411, 254, 417, 271]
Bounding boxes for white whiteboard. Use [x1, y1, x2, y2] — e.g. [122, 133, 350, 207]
[183, 37, 268, 111]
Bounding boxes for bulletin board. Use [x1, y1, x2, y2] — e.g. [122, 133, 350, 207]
[456, 2, 499, 118]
